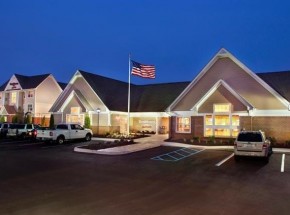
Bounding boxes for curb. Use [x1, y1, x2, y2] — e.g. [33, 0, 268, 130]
[74, 142, 161, 155]
[74, 140, 290, 155]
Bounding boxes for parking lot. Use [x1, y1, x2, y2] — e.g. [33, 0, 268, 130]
[1, 140, 290, 215]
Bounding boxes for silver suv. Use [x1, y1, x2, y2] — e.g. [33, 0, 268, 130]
[234, 130, 272, 162]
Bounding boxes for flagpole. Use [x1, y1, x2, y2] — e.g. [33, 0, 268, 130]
[127, 53, 131, 136]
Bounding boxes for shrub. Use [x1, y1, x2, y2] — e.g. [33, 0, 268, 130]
[12, 115, 18, 123]
[0, 115, 5, 123]
[209, 136, 215, 144]
[24, 114, 32, 124]
[49, 114, 54, 128]
[41, 116, 46, 126]
[192, 136, 200, 143]
[84, 114, 91, 129]
[268, 137, 277, 145]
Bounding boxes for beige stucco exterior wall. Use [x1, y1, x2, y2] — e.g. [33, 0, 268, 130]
[173, 57, 286, 111]
[199, 85, 247, 113]
[72, 76, 104, 110]
[35, 76, 62, 114]
[63, 96, 86, 115]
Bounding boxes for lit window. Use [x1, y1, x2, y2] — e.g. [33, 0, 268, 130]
[11, 92, 17, 104]
[214, 104, 231, 113]
[205, 128, 213, 136]
[232, 129, 239, 137]
[28, 91, 34, 98]
[176, 117, 191, 133]
[214, 115, 230, 126]
[232, 115, 240, 126]
[214, 129, 230, 137]
[205, 115, 213, 125]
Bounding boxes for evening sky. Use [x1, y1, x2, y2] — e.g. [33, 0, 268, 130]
[1, 0, 290, 85]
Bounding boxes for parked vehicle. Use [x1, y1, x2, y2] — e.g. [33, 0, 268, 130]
[7, 124, 40, 139]
[0, 123, 12, 138]
[36, 123, 93, 144]
[234, 130, 272, 162]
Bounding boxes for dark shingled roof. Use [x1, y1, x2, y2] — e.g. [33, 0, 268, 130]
[79, 70, 189, 112]
[131, 82, 190, 112]
[58, 82, 67, 90]
[257, 71, 290, 101]
[14, 74, 50, 89]
[79, 70, 129, 111]
[0, 81, 8, 91]
[0, 74, 65, 91]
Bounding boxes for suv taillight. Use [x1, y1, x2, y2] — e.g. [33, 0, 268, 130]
[234, 141, 237, 148]
[263, 143, 267, 149]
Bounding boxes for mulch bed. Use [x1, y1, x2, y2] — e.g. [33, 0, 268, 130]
[80, 139, 136, 150]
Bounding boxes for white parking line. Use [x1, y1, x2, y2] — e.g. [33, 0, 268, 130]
[215, 153, 234, 167]
[281, 154, 285, 173]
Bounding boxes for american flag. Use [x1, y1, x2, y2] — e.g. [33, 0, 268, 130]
[131, 60, 155, 79]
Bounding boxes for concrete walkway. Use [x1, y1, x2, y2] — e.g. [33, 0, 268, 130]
[74, 135, 290, 155]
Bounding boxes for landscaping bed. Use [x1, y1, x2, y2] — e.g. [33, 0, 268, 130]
[80, 139, 136, 150]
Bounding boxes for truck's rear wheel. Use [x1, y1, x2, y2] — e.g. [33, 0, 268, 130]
[57, 136, 65, 144]
[85, 133, 92, 141]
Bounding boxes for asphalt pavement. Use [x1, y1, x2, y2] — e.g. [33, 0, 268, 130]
[74, 134, 290, 155]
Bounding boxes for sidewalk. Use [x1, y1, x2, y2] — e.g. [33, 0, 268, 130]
[74, 135, 290, 155]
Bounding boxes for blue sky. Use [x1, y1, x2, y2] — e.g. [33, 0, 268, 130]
[1, 0, 290, 85]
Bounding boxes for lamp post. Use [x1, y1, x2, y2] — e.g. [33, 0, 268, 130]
[96, 108, 100, 136]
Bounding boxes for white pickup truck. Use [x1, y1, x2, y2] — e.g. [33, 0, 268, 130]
[36, 123, 93, 144]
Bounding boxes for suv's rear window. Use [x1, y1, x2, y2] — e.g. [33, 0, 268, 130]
[237, 133, 263, 142]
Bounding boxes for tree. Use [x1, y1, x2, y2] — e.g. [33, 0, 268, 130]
[84, 114, 91, 129]
[0, 115, 5, 123]
[16, 107, 24, 123]
[41, 116, 46, 126]
[12, 115, 18, 123]
[49, 114, 54, 128]
[24, 113, 32, 124]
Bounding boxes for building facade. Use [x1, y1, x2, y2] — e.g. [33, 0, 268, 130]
[0, 74, 64, 124]
[49, 70, 188, 135]
[166, 49, 290, 143]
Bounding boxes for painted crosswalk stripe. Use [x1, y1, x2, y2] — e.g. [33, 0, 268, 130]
[151, 148, 204, 162]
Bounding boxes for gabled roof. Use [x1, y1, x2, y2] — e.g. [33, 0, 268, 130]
[79, 70, 129, 111]
[14, 74, 51, 89]
[1, 105, 17, 114]
[0, 73, 65, 92]
[77, 70, 189, 112]
[191, 79, 254, 112]
[131, 82, 190, 112]
[166, 48, 290, 111]
[58, 82, 67, 90]
[257, 71, 290, 102]
[0, 81, 8, 91]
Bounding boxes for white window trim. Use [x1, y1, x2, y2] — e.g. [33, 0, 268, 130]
[176, 116, 191, 133]
[204, 104, 240, 138]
